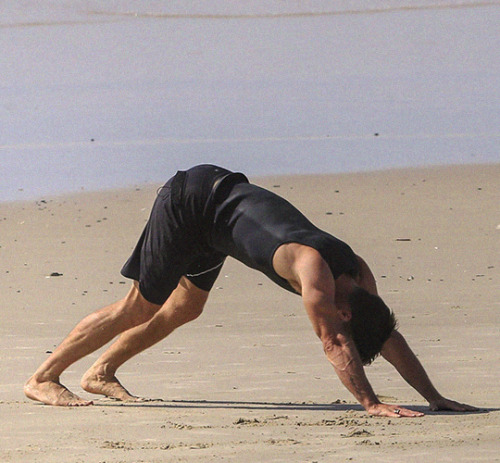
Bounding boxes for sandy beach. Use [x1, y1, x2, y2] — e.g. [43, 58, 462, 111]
[1, 164, 498, 462]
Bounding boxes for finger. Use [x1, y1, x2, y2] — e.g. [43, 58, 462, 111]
[368, 406, 401, 418]
[398, 407, 424, 418]
[458, 403, 479, 412]
[370, 404, 424, 418]
[387, 409, 402, 418]
[384, 406, 424, 418]
[431, 401, 479, 412]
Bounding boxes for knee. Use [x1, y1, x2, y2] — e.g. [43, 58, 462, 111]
[119, 285, 161, 327]
[170, 277, 209, 324]
[164, 291, 207, 327]
[131, 302, 161, 326]
[181, 302, 204, 323]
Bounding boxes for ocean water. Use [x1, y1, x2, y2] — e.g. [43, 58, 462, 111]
[1, 1, 499, 201]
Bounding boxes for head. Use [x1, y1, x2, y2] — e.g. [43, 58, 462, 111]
[345, 287, 397, 365]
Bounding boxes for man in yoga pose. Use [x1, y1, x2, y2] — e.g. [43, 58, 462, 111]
[25, 165, 477, 417]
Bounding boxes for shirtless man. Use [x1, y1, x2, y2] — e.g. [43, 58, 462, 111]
[24, 164, 477, 417]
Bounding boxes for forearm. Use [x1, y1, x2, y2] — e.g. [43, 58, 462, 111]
[324, 336, 380, 410]
[381, 331, 442, 403]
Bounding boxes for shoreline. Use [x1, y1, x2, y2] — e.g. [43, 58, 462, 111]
[2, 161, 499, 205]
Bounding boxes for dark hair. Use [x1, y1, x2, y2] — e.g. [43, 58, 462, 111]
[347, 287, 397, 365]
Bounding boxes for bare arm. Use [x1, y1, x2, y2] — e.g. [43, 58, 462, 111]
[381, 330, 441, 402]
[301, 276, 380, 411]
[280, 246, 421, 417]
[356, 255, 477, 411]
[381, 330, 478, 411]
[301, 273, 421, 416]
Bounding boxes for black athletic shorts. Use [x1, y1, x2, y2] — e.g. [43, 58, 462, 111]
[120, 165, 248, 304]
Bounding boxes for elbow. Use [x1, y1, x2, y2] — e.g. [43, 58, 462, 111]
[321, 332, 349, 355]
[321, 332, 358, 371]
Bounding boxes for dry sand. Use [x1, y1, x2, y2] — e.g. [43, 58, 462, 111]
[1, 164, 499, 462]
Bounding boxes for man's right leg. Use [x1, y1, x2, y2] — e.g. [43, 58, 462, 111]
[24, 283, 161, 406]
[81, 276, 209, 401]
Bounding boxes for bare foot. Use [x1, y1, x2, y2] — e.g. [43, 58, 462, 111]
[81, 369, 148, 402]
[24, 376, 93, 406]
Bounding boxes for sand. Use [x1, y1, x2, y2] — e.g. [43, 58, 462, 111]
[1, 164, 499, 462]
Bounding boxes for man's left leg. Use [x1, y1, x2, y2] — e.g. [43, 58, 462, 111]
[24, 283, 161, 406]
[81, 276, 209, 401]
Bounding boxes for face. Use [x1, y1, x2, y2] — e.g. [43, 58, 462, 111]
[337, 307, 352, 322]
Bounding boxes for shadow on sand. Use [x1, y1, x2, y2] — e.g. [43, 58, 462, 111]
[94, 398, 493, 415]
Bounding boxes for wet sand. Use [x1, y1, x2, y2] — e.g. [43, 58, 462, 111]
[1, 164, 499, 462]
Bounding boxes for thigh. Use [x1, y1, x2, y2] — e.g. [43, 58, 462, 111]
[121, 178, 197, 305]
[122, 168, 228, 305]
[185, 254, 225, 292]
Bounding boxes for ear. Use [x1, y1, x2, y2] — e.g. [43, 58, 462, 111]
[338, 309, 352, 322]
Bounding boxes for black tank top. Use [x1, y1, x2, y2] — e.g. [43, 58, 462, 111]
[211, 181, 360, 294]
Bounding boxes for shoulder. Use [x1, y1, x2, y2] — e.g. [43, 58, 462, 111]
[273, 243, 333, 295]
